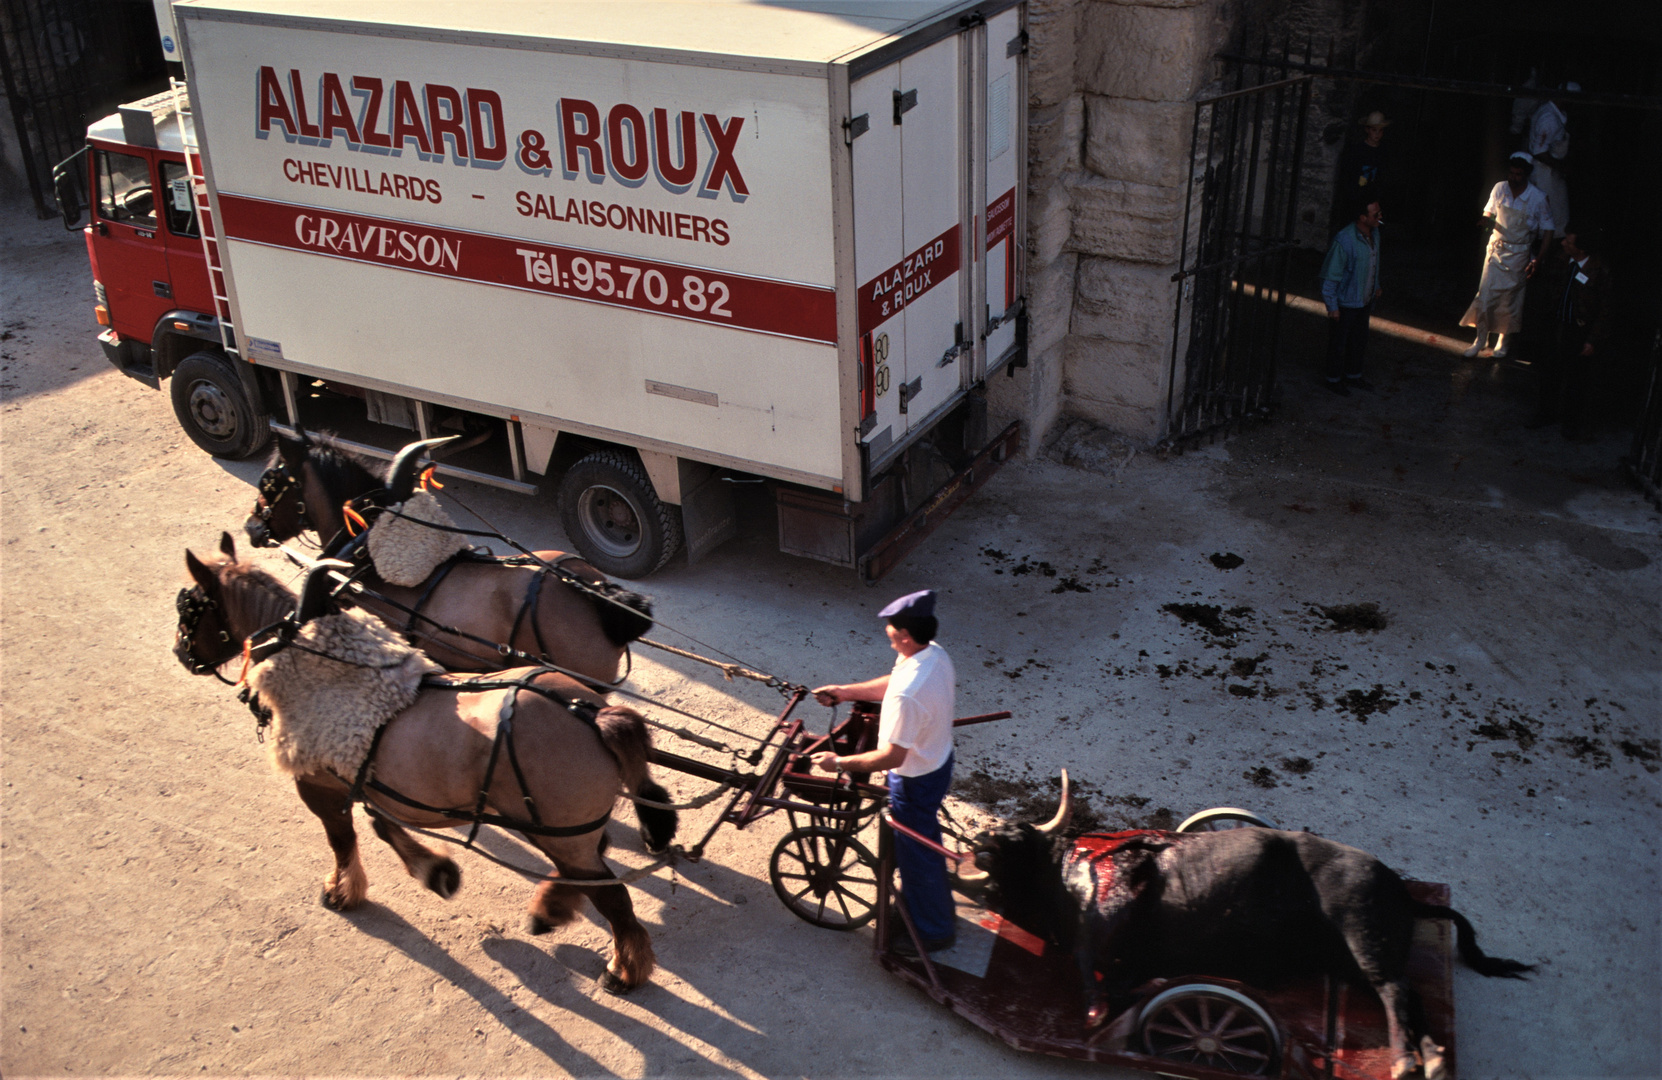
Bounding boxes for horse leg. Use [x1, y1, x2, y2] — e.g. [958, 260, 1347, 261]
[525, 854, 655, 995]
[583, 875, 656, 995]
[294, 777, 368, 910]
[368, 813, 461, 900]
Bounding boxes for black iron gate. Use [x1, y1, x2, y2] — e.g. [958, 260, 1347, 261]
[1628, 330, 1662, 511]
[1, 0, 166, 218]
[1165, 68, 1312, 447]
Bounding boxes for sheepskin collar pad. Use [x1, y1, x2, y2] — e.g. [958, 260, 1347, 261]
[247, 607, 443, 781]
[365, 490, 472, 587]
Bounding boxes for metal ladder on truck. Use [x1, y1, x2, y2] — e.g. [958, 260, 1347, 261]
[169, 77, 239, 361]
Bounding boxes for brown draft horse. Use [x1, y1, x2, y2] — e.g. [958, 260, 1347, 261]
[175, 534, 678, 993]
[244, 432, 651, 678]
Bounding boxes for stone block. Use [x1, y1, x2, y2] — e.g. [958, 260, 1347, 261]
[986, 337, 1066, 461]
[1062, 336, 1169, 441]
[1077, 0, 1224, 103]
[1026, 0, 1079, 109]
[1084, 96, 1192, 188]
[1065, 172, 1184, 264]
[1028, 176, 1073, 266]
[1028, 95, 1084, 187]
[1072, 257, 1179, 344]
[1025, 252, 1077, 359]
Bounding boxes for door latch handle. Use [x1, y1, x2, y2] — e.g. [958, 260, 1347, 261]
[897, 376, 923, 413]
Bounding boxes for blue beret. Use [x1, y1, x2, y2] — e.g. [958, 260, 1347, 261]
[879, 589, 935, 619]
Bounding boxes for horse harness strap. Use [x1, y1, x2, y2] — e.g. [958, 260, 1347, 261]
[350, 672, 614, 841]
[405, 553, 464, 640]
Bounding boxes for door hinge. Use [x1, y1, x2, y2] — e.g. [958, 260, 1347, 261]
[893, 88, 917, 125]
[844, 113, 869, 144]
[939, 322, 967, 366]
[898, 375, 923, 413]
[960, 12, 986, 28]
[1007, 31, 1028, 57]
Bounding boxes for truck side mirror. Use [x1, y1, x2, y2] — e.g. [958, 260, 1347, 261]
[51, 147, 86, 230]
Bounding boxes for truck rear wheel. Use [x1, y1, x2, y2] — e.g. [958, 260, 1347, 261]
[558, 450, 683, 578]
[170, 351, 270, 459]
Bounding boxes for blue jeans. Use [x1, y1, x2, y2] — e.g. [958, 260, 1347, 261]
[889, 754, 954, 943]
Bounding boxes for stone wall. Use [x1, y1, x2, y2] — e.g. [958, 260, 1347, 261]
[990, 0, 1237, 450]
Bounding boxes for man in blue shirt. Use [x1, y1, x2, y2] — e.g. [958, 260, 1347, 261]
[1319, 192, 1383, 396]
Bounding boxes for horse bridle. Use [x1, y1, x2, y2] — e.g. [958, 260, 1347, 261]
[175, 586, 240, 680]
[249, 460, 308, 545]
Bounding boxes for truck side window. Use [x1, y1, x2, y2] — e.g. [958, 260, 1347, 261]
[95, 150, 157, 229]
[160, 161, 198, 238]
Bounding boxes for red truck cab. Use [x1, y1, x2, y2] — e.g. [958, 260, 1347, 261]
[73, 91, 272, 458]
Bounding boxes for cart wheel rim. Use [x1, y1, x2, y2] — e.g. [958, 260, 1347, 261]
[1139, 984, 1280, 1076]
[187, 379, 239, 439]
[576, 484, 644, 559]
[770, 827, 879, 930]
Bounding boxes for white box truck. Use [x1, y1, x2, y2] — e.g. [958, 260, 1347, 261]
[70, 0, 1028, 579]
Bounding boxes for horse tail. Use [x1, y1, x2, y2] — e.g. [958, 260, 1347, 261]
[1413, 901, 1536, 979]
[581, 581, 654, 647]
[593, 706, 678, 853]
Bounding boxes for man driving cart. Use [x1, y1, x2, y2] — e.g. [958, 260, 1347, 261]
[812, 589, 957, 956]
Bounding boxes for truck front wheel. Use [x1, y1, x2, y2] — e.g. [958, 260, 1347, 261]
[170, 351, 270, 459]
[558, 450, 683, 579]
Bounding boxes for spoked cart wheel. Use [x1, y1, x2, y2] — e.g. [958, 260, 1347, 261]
[769, 826, 880, 930]
[1138, 983, 1282, 1076]
[1176, 807, 1277, 833]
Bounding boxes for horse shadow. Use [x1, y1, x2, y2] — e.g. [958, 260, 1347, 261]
[342, 901, 613, 1073]
[482, 936, 771, 1075]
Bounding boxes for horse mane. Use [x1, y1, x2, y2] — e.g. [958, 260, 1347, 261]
[299, 433, 384, 503]
[218, 557, 297, 633]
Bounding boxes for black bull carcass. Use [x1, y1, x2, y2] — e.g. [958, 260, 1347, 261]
[962, 777, 1533, 1080]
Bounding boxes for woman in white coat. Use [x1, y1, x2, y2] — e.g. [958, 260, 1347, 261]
[1460, 152, 1555, 358]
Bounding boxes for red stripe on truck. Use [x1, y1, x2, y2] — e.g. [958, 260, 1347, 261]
[215, 193, 838, 344]
[857, 224, 960, 336]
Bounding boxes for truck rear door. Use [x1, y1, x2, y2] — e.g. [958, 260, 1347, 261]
[89, 147, 173, 341]
[851, 33, 966, 464]
[978, 5, 1023, 372]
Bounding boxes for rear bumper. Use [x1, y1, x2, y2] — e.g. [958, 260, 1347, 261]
[98, 329, 158, 389]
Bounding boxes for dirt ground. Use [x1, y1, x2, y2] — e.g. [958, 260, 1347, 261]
[3, 201, 1659, 1079]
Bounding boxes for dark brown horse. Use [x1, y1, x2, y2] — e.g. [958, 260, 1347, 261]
[244, 432, 650, 679]
[176, 534, 677, 993]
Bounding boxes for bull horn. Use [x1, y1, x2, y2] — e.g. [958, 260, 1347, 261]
[296, 559, 354, 623]
[385, 436, 459, 501]
[1034, 770, 1072, 836]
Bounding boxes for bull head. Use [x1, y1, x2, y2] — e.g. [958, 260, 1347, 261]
[958, 770, 1071, 884]
[385, 436, 459, 503]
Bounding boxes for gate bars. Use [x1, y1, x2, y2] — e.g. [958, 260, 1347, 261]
[1165, 57, 1312, 449]
[1629, 331, 1662, 511]
[0, 0, 166, 218]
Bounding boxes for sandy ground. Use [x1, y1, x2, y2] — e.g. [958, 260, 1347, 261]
[3, 202, 1659, 1079]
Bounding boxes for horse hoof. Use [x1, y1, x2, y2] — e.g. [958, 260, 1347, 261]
[320, 889, 345, 911]
[428, 860, 460, 899]
[525, 914, 551, 936]
[598, 969, 632, 996]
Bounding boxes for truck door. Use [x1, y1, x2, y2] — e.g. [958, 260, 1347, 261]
[158, 158, 214, 314]
[977, 6, 1023, 373]
[90, 148, 172, 341]
[851, 33, 967, 461]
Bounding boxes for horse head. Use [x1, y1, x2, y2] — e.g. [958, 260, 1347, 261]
[245, 432, 382, 549]
[175, 532, 297, 676]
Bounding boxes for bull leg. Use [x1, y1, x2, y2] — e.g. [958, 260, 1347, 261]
[294, 776, 368, 910]
[1375, 979, 1420, 1080]
[368, 813, 461, 899]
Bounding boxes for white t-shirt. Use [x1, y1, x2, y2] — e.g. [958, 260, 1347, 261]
[878, 641, 956, 777]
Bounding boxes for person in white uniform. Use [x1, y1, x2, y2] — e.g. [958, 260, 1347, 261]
[1460, 152, 1555, 358]
[1527, 85, 1575, 239]
[812, 589, 957, 955]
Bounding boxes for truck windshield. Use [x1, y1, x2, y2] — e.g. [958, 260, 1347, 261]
[160, 160, 198, 238]
[94, 150, 156, 229]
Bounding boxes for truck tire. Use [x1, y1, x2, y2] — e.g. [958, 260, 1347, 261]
[170, 351, 270, 459]
[558, 450, 683, 579]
